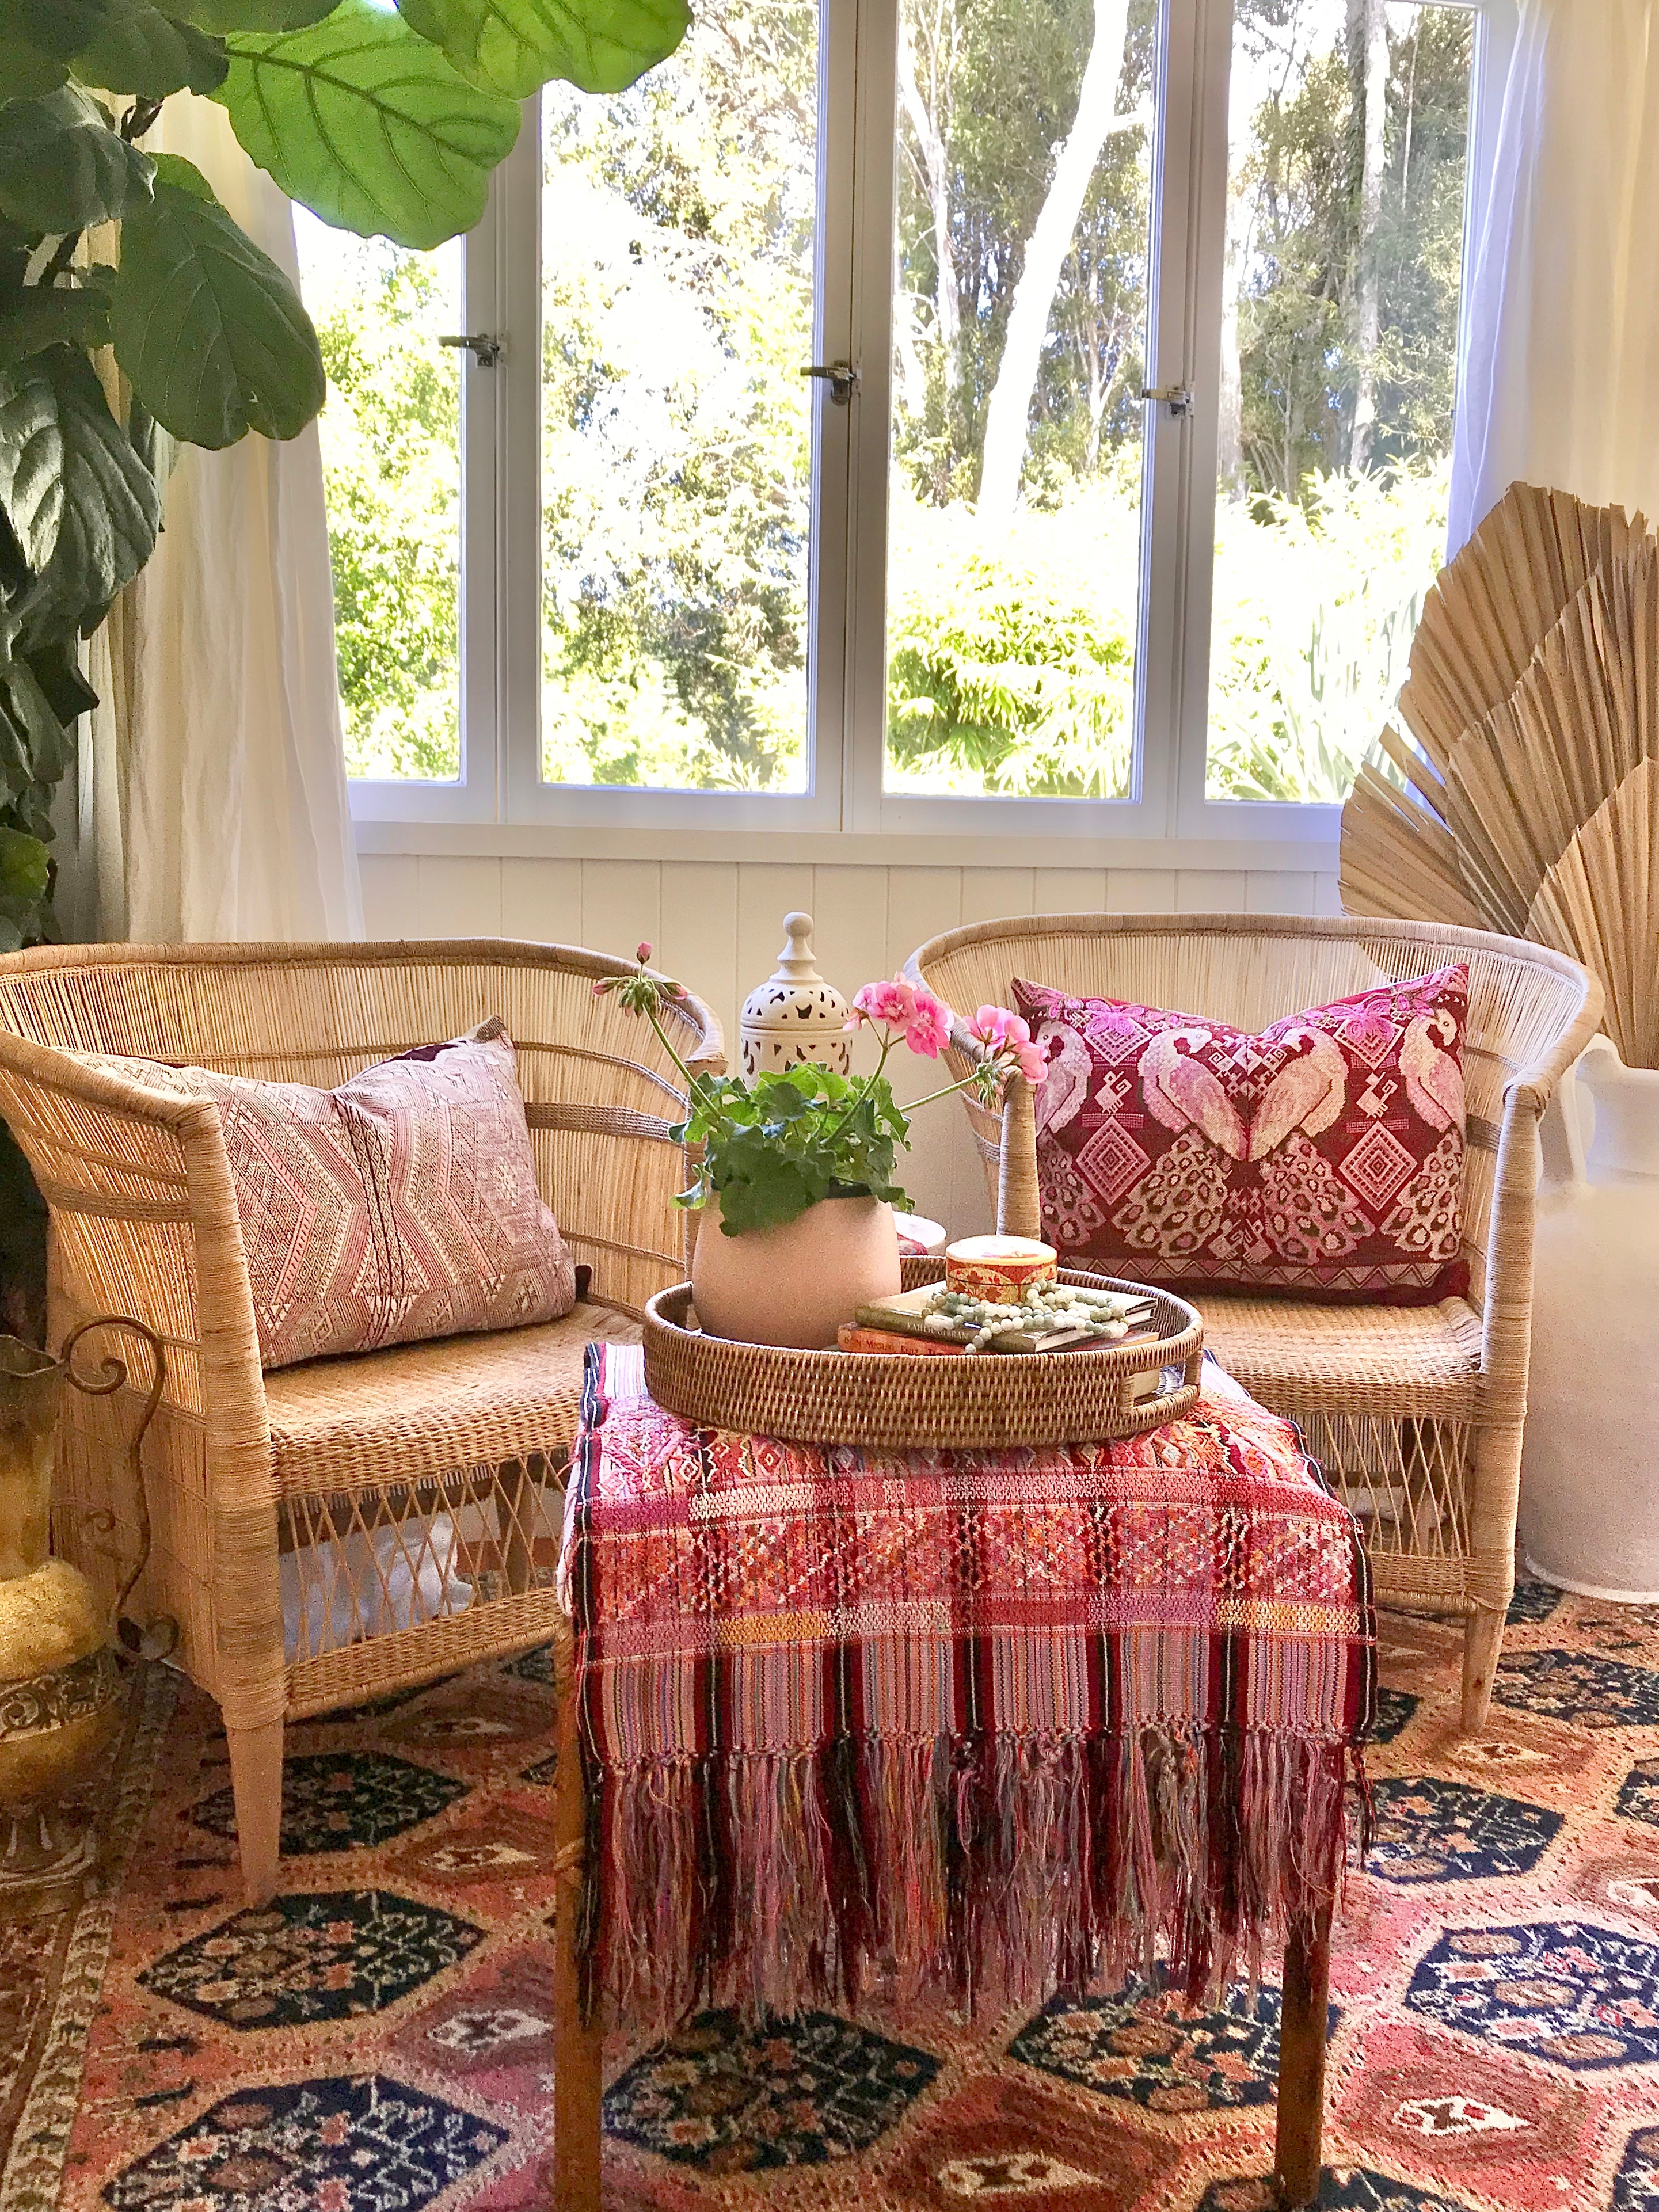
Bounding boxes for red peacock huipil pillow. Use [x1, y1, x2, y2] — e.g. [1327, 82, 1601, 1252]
[1010, 964, 1470, 1305]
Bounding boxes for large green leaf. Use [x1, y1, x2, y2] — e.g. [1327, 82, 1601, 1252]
[172, 0, 341, 25]
[71, 1, 230, 96]
[0, 43, 69, 100]
[0, 823, 48, 900]
[0, 346, 159, 627]
[0, 651, 73, 803]
[0, 281, 112, 364]
[2, 1, 114, 62]
[0, 87, 154, 233]
[111, 155, 325, 447]
[218, 0, 519, 248]
[395, 0, 688, 99]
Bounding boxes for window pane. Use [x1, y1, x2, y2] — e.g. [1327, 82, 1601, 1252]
[294, 215, 463, 783]
[541, 1, 819, 793]
[885, 0, 1156, 799]
[1205, 0, 1472, 804]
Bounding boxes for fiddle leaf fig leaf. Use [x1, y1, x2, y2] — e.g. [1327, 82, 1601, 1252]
[1, 0, 114, 62]
[0, 283, 112, 363]
[217, 0, 519, 248]
[171, 0, 341, 25]
[0, 88, 154, 233]
[0, 823, 49, 901]
[394, 0, 688, 100]
[0, 43, 70, 100]
[70, 1, 230, 96]
[0, 345, 159, 622]
[111, 156, 325, 447]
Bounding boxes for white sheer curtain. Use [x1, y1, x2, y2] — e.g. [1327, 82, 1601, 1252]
[81, 94, 362, 944]
[1450, 0, 1659, 552]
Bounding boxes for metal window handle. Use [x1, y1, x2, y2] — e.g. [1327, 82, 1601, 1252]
[800, 361, 860, 406]
[1140, 383, 1192, 418]
[440, 332, 503, 368]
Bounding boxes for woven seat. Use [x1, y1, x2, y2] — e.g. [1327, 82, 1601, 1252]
[263, 1301, 642, 1493]
[0, 939, 721, 1903]
[907, 912, 1603, 1728]
[1200, 1295, 1483, 1419]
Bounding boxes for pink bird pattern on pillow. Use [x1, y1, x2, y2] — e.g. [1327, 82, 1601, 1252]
[1012, 965, 1470, 1305]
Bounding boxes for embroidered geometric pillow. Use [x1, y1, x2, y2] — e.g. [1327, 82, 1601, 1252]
[75, 1018, 576, 1367]
[1010, 965, 1470, 1305]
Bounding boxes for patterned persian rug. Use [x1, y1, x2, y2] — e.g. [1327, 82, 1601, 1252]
[8, 1583, 1659, 2211]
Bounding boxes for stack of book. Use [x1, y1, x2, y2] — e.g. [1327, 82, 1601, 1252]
[838, 1284, 1156, 1358]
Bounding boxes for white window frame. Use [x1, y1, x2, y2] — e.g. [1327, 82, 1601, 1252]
[348, 0, 1517, 848]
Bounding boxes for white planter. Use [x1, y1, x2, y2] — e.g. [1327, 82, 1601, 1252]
[690, 1191, 902, 1349]
[1520, 1036, 1659, 1600]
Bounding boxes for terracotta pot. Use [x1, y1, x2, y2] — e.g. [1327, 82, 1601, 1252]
[690, 1192, 902, 1349]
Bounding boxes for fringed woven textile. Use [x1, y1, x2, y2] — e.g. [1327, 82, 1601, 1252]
[563, 1345, 1375, 2036]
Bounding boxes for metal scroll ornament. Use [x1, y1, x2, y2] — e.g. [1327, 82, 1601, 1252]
[0, 1318, 169, 1897]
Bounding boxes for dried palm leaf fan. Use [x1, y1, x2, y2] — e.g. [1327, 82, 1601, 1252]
[1341, 483, 1648, 926]
[1341, 483, 1659, 1067]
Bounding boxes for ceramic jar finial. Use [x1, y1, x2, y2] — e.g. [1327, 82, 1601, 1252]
[740, 913, 852, 1078]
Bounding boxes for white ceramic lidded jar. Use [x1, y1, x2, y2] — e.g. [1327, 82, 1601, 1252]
[739, 913, 852, 1078]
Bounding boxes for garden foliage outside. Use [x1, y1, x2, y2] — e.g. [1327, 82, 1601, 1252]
[311, 0, 1474, 806]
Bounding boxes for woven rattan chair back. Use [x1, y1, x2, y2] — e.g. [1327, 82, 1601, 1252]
[0, 939, 721, 1898]
[907, 913, 1602, 1730]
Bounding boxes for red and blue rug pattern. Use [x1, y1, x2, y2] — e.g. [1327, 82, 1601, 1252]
[9, 1581, 1659, 2209]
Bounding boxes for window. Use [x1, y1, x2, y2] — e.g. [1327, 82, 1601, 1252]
[310, 0, 1514, 840]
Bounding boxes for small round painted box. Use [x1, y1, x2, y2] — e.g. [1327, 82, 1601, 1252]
[944, 1235, 1057, 1305]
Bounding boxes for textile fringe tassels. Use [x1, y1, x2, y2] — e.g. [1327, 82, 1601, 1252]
[583, 1727, 1358, 2038]
[1340, 482, 1659, 1068]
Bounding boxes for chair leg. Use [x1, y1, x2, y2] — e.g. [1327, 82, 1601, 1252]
[1460, 1600, 1507, 1734]
[1274, 1903, 1332, 2211]
[226, 1718, 285, 1905]
[551, 1619, 603, 2212]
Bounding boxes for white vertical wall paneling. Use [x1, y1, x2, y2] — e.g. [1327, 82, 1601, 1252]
[958, 867, 1038, 924]
[1104, 869, 1178, 912]
[807, 866, 891, 1014]
[501, 856, 580, 942]
[1245, 871, 1318, 916]
[1176, 870, 1249, 911]
[359, 855, 421, 937]
[580, 859, 660, 966]
[1037, 867, 1109, 913]
[657, 861, 741, 1052]
[417, 856, 503, 936]
[736, 864, 817, 1005]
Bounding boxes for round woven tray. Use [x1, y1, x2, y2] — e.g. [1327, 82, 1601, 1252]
[641, 1259, 1204, 1450]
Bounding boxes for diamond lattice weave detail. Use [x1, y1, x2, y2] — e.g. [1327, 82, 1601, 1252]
[1013, 965, 1470, 1304]
[74, 1019, 575, 1368]
[564, 1346, 1376, 2036]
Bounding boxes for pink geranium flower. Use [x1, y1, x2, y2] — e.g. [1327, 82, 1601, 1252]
[966, 1003, 1046, 1087]
[904, 986, 952, 1058]
[847, 976, 918, 1030]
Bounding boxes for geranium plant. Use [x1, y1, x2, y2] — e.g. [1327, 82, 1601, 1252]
[598, 944, 1045, 1236]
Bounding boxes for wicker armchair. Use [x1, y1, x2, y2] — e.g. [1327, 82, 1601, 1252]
[0, 941, 722, 1905]
[907, 914, 1602, 1730]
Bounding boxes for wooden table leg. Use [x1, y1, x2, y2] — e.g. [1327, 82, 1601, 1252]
[1273, 1902, 1333, 2211]
[550, 1616, 603, 2212]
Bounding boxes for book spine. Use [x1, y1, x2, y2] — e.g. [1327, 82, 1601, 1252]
[837, 1324, 964, 1358]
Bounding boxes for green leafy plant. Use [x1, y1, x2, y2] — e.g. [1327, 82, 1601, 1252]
[0, 0, 690, 951]
[599, 946, 1048, 1235]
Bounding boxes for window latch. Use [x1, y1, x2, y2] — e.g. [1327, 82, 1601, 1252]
[1140, 383, 1193, 418]
[800, 361, 860, 406]
[439, 333, 503, 368]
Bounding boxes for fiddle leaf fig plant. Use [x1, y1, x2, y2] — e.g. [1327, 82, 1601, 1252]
[0, 0, 690, 953]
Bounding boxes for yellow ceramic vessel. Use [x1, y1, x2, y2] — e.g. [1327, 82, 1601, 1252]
[0, 1338, 121, 1889]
